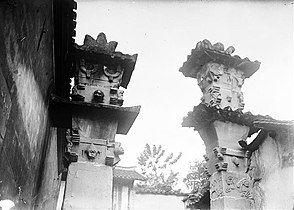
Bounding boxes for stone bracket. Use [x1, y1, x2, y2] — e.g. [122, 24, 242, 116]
[105, 142, 124, 166]
[215, 162, 228, 172]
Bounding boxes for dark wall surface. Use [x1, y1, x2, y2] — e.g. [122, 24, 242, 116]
[0, 0, 56, 208]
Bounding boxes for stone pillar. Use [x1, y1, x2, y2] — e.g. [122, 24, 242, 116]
[63, 114, 118, 209]
[59, 33, 139, 209]
[180, 40, 260, 209]
[199, 121, 253, 209]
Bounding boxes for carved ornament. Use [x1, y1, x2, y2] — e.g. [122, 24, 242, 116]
[71, 33, 138, 106]
[210, 172, 254, 203]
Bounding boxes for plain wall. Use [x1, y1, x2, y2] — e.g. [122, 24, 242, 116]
[250, 129, 294, 209]
[0, 0, 56, 208]
[133, 193, 185, 210]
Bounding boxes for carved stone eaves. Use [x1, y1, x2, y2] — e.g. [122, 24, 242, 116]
[182, 103, 294, 142]
[179, 39, 260, 79]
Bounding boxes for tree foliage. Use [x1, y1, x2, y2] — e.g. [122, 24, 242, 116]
[183, 160, 208, 192]
[136, 144, 182, 193]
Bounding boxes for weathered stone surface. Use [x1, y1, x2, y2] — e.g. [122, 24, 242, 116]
[210, 172, 254, 208]
[198, 121, 249, 176]
[197, 62, 245, 110]
[72, 34, 131, 106]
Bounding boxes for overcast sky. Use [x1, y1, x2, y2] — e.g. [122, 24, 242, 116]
[75, 0, 294, 187]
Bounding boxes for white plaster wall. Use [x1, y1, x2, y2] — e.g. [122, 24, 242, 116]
[133, 194, 185, 210]
[121, 186, 129, 210]
[129, 189, 135, 210]
[262, 166, 294, 209]
[251, 133, 294, 209]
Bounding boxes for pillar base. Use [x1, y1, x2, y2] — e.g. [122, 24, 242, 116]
[63, 162, 113, 210]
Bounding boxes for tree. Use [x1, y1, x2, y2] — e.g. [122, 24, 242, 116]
[183, 160, 208, 192]
[136, 144, 182, 193]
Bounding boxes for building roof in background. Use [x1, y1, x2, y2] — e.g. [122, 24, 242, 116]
[135, 188, 187, 197]
[113, 166, 145, 181]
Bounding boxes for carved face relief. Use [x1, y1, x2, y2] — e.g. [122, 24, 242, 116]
[86, 143, 99, 160]
[79, 59, 101, 79]
[92, 90, 104, 103]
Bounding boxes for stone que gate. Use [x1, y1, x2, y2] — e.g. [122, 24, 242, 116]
[51, 33, 140, 209]
[180, 40, 293, 209]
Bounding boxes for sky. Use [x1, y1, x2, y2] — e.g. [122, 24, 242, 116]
[75, 0, 294, 188]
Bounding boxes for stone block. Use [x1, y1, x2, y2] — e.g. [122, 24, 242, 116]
[63, 162, 113, 210]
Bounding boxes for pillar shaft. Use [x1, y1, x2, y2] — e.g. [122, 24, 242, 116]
[199, 121, 253, 209]
[63, 113, 118, 209]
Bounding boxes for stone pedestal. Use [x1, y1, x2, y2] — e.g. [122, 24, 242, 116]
[63, 163, 113, 210]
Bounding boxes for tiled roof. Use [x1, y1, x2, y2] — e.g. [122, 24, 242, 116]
[135, 188, 186, 196]
[50, 94, 141, 135]
[182, 103, 294, 134]
[179, 39, 260, 79]
[253, 119, 294, 130]
[113, 166, 145, 181]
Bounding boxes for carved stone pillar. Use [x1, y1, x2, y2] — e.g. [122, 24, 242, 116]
[180, 40, 260, 209]
[53, 33, 140, 209]
[199, 121, 254, 209]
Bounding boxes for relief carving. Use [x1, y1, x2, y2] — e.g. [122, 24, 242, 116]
[197, 62, 246, 110]
[64, 129, 78, 163]
[71, 33, 130, 106]
[224, 173, 254, 201]
[210, 172, 254, 203]
[85, 143, 100, 160]
[210, 175, 224, 200]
